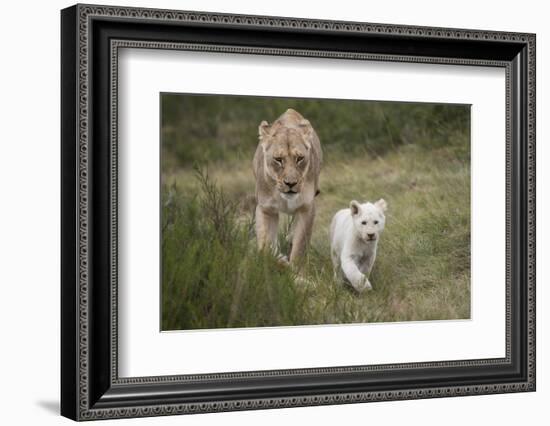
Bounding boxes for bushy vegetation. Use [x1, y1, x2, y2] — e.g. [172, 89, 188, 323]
[162, 169, 311, 330]
[161, 95, 469, 170]
[161, 94, 471, 331]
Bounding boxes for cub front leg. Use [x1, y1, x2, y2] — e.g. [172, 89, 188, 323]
[255, 205, 279, 254]
[289, 204, 315, 264]
[358, 252, 376, 277]
[341, 255, 372, 292]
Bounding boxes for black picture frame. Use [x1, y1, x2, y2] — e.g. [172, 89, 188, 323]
[61, 3, 536, 421]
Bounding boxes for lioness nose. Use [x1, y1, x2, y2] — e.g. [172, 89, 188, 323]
[284, 180, 297, 188]
[367, 233, 375, 239]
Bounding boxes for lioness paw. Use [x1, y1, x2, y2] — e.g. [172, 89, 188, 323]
[276, 254, 290, 267]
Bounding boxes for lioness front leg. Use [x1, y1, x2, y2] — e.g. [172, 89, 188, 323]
[255, 205, 279, 254]
[289, 204, 315, 264]
[341, 256, 372, 292]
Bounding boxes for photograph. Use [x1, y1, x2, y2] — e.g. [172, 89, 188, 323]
[160, 94, 471, 331]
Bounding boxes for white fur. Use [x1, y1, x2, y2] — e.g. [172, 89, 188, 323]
[279, 192, 303, 213]
[329, 199, 387, 292]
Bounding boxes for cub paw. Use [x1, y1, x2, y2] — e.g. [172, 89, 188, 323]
[351, 274, 372, 293]
[362, 277, 373, 291]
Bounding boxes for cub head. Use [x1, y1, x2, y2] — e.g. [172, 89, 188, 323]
[258, 119, 313, 198]
[350, 199, 388, 242]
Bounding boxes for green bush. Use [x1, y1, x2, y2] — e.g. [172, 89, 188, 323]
[161, 95, 470, 170]
[161, 168, 313, 330]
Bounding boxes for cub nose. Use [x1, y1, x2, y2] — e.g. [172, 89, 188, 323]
[367, 233, 376, 240]
[284, 180, 297, 188]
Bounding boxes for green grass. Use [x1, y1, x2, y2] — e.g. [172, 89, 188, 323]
[161, 143, 470, 331]
[161, 95, 470, 170]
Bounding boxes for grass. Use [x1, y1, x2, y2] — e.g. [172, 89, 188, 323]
[161, 95, 470, 169]
[161, 143, 470, 331]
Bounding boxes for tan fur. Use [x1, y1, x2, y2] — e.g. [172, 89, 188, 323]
[253, 108, 323, 264]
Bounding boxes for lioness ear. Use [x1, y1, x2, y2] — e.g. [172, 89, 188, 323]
[375, 198, 388, 212]
[350, 200, 361, 216]
[298, 119, 313, 149]
[258, 120, 271, 141]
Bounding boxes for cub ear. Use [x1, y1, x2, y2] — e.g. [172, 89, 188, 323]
[258, 120, 271, 142]
[350, 200, 361, 216]
[298, 119, 313, 149]
[375, 198, 388, 212]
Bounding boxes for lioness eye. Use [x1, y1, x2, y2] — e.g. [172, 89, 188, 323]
[361, 221, 367, 225]
[374, 220, 379, 225]
[274, 157, 283, 164]
[296, 156, 304, 163]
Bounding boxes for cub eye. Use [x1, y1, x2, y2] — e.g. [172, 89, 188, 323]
[274, 157, 283, 164]
[374, 220, 379, 225]
[296, 156, 304, 163]
[361, 221, 367, 225]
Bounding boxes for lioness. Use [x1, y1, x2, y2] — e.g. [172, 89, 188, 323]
[253, 108, 323, 264]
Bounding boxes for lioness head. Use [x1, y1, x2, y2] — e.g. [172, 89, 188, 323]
[350, 199, 388, 242]
[258, 119, 313, 198]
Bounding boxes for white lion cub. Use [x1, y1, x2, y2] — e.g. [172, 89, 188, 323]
[329, 199, 387, 292]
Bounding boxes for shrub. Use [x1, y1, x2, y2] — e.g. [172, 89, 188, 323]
[161, 168, 312, 330]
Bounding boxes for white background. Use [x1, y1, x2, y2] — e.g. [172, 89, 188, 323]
[119, 50, 506, 377]
[0, 0, 547, 425]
